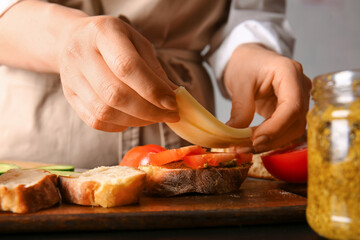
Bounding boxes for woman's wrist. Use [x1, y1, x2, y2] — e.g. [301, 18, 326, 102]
[41, 2, 89, 73]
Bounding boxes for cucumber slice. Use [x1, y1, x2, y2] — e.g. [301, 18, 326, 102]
[37, 165, 75, 172]
[0, 163, 20, 175]
[46, 170, 78, 176]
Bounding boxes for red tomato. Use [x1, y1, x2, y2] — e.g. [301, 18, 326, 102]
[236, 153, 253, 165]
[261, 144, 307, 183]
[183, 152, 253, 169]
[148, 145, 206, 166]
[120, 144, 166, 167]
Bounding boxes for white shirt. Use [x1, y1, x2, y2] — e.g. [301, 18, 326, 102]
[0, 0, 20, 17]
[208, 0, 295, 98]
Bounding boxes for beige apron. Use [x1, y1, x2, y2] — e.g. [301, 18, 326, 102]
[0, 0, 228, 168]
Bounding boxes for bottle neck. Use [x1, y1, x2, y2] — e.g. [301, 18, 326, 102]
[313, 88, 357, 107]
[312, 70, 360, 107]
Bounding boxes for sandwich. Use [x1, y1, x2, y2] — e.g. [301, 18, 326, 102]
[118, 87, 254, 196]
[120, 144, 252, 196]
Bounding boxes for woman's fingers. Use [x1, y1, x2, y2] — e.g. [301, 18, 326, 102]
[61, 71, 157, 128]
[253, 117, 307, 153]
[62, 88, 128, 132]
[227, 90, 256, 128]
[223, 43, 311, 152]
[58, 16, 181, 131]
[128, 27, 179, 90]
[81, 51, 179, 123]
[224, 49, 256, 128]
[252, 61, 311, 152]
[94, 17, 178, 111]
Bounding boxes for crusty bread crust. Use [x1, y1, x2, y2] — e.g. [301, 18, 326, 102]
[140, 162, 251, 196]
[59, 178, 99, 206]
[59, 166, 146, 207]
[0, 169, 60, 213]
[248, 154, 275, 180]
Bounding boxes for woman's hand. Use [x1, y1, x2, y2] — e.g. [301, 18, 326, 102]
[0, 0, 179, 132]
[58, 16, 179, 132]
[224, 43, 312, 153]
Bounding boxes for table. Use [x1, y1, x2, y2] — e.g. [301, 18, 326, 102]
[3, 223, 323, 240]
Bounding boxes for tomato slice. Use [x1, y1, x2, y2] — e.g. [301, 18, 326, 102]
[120, 144, 253, 169]
[261, 144, 307, 183]
[148, 145, 206, 166]
[236, 153, 253, 165]
[120, 144, 166, 167]
[183, 152, 253, 169]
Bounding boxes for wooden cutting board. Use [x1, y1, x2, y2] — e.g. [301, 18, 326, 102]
[0, 161, 307, 233]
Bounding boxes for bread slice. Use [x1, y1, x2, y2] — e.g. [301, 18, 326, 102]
[0, 169, 60, 213]
[248, 154, 275, 180]
[139, 161, 251, 197]
[58, 166, 146, 207]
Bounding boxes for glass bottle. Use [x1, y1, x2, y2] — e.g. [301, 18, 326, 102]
[307, 69, 360, 239]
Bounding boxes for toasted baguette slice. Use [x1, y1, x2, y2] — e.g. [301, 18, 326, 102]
[139, 161, 251, 197]
[59, 166, 146, 207]
[0, 169, 60, 213]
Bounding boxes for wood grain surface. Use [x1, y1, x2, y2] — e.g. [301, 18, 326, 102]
[0, 176, 307, 233]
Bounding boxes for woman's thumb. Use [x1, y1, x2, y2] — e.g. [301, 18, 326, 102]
[226, 92, 255, 128]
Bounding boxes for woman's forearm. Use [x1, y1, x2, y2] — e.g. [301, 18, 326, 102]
[0, 0, 87, 73]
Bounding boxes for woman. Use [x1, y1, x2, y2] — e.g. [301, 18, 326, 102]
[0, 0, 311, 168]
